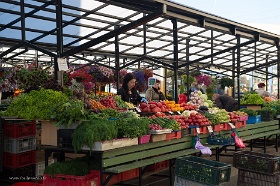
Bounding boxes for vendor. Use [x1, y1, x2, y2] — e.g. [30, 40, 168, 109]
[145, 79, 165, 102]
[212, 93, 238, 112]
[255, 82, 273, 98]
[117, 73, 148, 106]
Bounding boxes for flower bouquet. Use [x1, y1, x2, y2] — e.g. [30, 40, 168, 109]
[99, 66, 115, 84]
[87, 65, 105, 83]
[194, 74, 211, 87]
[143, 68, 153, 81]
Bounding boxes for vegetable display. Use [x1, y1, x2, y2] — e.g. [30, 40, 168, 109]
[241, 92, 265, 104]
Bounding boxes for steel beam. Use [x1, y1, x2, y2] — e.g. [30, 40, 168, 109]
[61, 8, 165, 57]
[172, 18, 179, 103]
[72, 55, 107, 70]
[0, 42, 25, 58]
[120, 56, 146, 70]
[20, 0, 26, 42]
[178, 39, 256, 68]
[241, 59, 278, 74]
[24, 41, 56, 57]
[115, 25, 120, 90]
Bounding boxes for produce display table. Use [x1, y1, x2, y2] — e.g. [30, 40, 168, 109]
[42, 136, 219, 186]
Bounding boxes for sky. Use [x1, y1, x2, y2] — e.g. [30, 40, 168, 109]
[173, 0, 280, 35]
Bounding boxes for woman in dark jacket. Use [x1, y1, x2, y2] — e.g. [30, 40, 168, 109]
[117, 73, 147, 106]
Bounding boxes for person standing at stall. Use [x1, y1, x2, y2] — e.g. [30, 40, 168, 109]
[212, 93, 238, 112]
[145, 79, 165, 102]
[117, 73, 148, 106]
[255, 82, 273, 98]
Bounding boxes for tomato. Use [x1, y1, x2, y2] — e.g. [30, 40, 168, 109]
[190, 113, 196, 117]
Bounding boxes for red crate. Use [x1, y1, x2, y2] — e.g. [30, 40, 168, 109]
[121, 168, 139, 181]
[148, 160, 169, 172]
[212, 124, 221, 132]
[3, 150, 36, 169]
[103, 173, 121, 186]
[44, 170, 100, 186]
[4, 121, 36, 138]
[219, 123, 232, 131]
[166, 131, 181, 141]
[235, 121, 246, 128]
[193, 126, 208, 136]
[138, 134, 151, 144]
[238, 116, 248, 121]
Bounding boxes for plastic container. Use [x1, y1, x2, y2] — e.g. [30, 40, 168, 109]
[36, 180, 43, 186]
[103, 173, 121, 186]
[150, 134, 166, 142]
[43, 170, 100, 186]
[121, 168, 139, 181]
[181, 128, 191, 137]
[4, 136, 36, 153]
[4, 121, 36, 138]
[212, 124, 221, 132]
[237, 169, 280, 186]
[235, 121, 246, 128]
[174, 176, 208, 186]
[57, 129, 75, 148]
[193, 126, 208, 136]
[233, 151, 280, 174]
[138, 134, 151, 144]
[166, 131, 181, 141]
[3, 150, 36, 168]
[175, 156, 231, 185]
[207, 134, 235, 146]
[238, 116, 248, 121]
[260, 113, 274, 121]
[36, 159, 55, 177]
[247, 115, 261, 124]
[148, 160, 169, 172]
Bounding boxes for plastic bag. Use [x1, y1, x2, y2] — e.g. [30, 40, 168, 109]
[231, 131, 245, 148]
[195, 137, 212, 155]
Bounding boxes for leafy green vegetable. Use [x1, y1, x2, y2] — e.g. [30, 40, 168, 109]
[241, 92, 265, 105]
[3, 89, 69, 120]
[49, 100, 88, 127]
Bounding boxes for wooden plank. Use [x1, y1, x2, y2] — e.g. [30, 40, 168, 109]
[105, 149, 200, 173]
[103, 136, 192, 158]
[103, 141, 192, 167]
[238, 126, 279, 136]
[243, 121, 278, 130]
[242, 130, 280, 141]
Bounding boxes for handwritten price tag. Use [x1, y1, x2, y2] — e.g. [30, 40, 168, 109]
[228, 123, 235, 129]
[196, 128, 201, 134]
[169, 111, 174, 115]
[207, 126, 213, 133]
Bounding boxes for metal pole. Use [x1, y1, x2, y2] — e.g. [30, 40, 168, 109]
[277, 46, 280, 98]
[143, 13, 147, 56]
[236, 35, 241, 108]
[186, 39, 190, 94]
[232, 49, 235, 98]
[266, 55, 269, 91]
[55, 0, 63, 81]
[172, 18, 179, 103]
[211, 30, 213, 64]
[115, 26, 120, 90]
[20, 0, 26, 42]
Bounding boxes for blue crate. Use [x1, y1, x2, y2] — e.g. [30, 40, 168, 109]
[246, 115, 261, 124]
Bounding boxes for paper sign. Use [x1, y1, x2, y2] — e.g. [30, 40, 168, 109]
[196, 128, 200, 134]
[135, 107, 141, 112]
[228, 123, 235, 129]
[207, 126, 213, 133]
[169, 111, 174, 115]
[57, 58, 69, 71]
[177, 111, 181, 115]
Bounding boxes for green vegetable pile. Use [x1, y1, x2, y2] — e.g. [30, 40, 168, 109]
[49, 100, 88, 128]
[203, 112, 220, 125]
[241, 92, 265, 105]
[114, 95, 128, 109]
[88, 108, 120, 120]
[72, 119, 118, 152]
[115, 117, 150, 138]
[44, 156, 100, 177]
[239, 108, 258, 116]
[150, 118, 181, 131]
[118, 111, 139, 119]
[3, 89, 69, 120]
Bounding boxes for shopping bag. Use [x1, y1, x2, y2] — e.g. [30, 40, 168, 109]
[195, 136, 212, 155]
[231, 131, 245, 148]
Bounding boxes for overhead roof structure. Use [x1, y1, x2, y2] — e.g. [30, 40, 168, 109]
[1, 0, 280, 101]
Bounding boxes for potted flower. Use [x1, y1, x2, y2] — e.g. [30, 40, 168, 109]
[219, 77, 234, 89]
[69, 67, 92, 83]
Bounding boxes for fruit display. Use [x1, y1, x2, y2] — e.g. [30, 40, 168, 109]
[228, 111, 248, 122]
[179, 103, 198, 110]
[139, 101, 171, 113]
[99, 96, 118, 109]
[125, 101, 135, 109]
[182, 110, 198, 118]
[184, 112, 211, 127]
[88, 98, 106, 110]
[163, 100, 183, 112]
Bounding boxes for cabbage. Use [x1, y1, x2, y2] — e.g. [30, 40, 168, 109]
[204, 102, 209, 107]
[206, 100, 213, 108]
[197, 91, 202, 96]
[200, 94, 208, 101]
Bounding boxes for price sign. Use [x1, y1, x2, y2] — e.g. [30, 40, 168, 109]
[177, 111, 181, 115]
[228, 123, 235, 129]
[169, 111, 174, 115]
[207, 126, 213, 133]
[196, 128, 201, 134]
[57, 58, 69, 71]
[135, 107, 141, 112]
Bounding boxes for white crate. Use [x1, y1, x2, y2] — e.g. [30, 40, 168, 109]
[36, 159, 55, 177]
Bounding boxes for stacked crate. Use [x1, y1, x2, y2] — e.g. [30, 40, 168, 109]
[233, 151, 280, 186]
[1, 120, 36, 181]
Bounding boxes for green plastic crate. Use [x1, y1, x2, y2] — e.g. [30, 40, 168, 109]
[175, 156, 231, 186]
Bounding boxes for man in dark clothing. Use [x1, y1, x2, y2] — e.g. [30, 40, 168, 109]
[212, 93, 238, 112]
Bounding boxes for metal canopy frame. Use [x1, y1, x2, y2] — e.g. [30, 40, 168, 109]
[1, 0, 280, 100]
